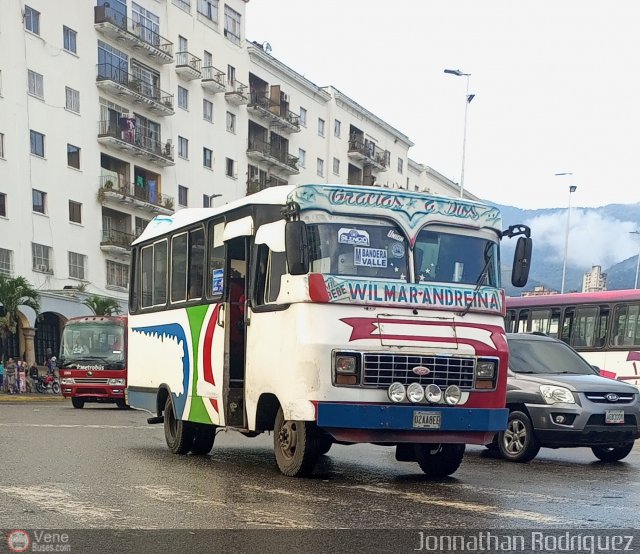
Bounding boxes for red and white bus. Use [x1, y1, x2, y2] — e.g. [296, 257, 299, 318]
[59, 316, 128, 409]
[506, 290, 640, 385]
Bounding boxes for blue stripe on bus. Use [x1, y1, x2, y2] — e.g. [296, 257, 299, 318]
[316, 403, 508, 432]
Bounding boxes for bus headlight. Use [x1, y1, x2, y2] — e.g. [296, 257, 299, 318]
[476, 360, 496, 379]
[388, 382, 406, 403]
[444, 385, 462, 405]
[406, 383, 425, 403]
[335, 355, 357, 374]
[108, 378, 126, 386]
[60, 378, 74, 385]
[424, 384, 442, 403]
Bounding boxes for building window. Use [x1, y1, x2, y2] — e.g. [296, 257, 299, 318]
[107, 260, 129, 289]
[298, 148, 306, 168]
[178, 136, 189, 159]
[203, 194, 210, 208]
[177, 86, 189, 110]
[317, 158, 324, 177]
[197, 0, 218, 22]
[27, 70, 44, 98]
[398, 157, 404, 174]
[0, 248, 12, 276]
[178, 185, 188, 207]
[203, 147, 213, 168]
[24, 6, 40, 35]
[225, 158, 236, 178]
[30, 130, 44, 157]
[317, 118, 325, 137]
[203, 99, 213, 122]
[333, 157, 340, 175]
[65, 87, 80, 113]
[132, 2, 160, 44]
[0, 193, 6, 217]
[299, 107, 307, 127]
[32, 189, 46, 214]
[32, 243, 52, 273]
[67, 144, 80, 169]
[0, 133, 4, 158]
[68, 200, 81, 223]
[172, 0, 191, 13]
[334, 119, 341, 138]
[68, 252, 86, 280]
[224, 5, 241, 45]
[226, 111, 236, 133]
[63, 26, 77, 54]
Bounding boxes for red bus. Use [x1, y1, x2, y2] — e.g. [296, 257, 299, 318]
[58, 316, 128, 409]
[506, 290, 640, 385]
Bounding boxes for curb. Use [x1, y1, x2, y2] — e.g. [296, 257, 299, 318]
[0, 394, 66, 403]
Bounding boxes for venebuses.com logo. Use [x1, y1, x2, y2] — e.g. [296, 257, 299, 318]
[6, 530, 31, 553]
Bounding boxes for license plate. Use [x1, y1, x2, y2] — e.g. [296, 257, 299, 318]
[605, 410, 625, 424]
[413, 411, 441, 429]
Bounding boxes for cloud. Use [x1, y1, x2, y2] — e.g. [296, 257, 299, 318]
[524, 210, 638, 269]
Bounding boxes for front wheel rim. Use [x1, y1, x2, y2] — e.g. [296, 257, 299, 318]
[503, 419, 527, 454]
[278, 421, 298, 460]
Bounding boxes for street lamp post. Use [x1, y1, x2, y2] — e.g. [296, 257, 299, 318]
[444, 68, 473, 198]
[631, 230, 640, 289]
[560, 184, 577, 294]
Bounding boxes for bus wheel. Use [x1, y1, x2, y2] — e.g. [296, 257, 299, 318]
[591, 443, 634, 462]
[414, 443, 465, 477]
[318, 434, 333, 456]
[116, 399, 128, 410]
[191, 424, 216, 455]
[273, 407, 321, 477]
[164, 396, 194, 455]
[71, 398, 84, 409]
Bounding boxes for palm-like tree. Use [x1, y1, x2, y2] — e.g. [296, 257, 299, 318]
[83, 295, 122, 316]
[0, 275, 40, 361]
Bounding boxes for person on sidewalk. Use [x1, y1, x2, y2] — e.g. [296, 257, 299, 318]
[29, 362, 39, 393]
[5, 358, 17, 395]
[0, 360, 4, 393]
[20, 361, 28, 393]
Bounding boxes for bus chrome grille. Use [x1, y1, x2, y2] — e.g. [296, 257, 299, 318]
[362, 354, 475, 389]
[73, 378, 109, 384]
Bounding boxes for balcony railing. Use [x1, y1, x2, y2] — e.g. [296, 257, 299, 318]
[247, 136, 299, 173]
[98, 120, 174, 165]
[201, 65, 226, 92]
[94, 5, 173, 62]
[96, 63, 174, 113]
[99, 176, 175, 212]
[348, 138, 389, 170]
[248, 92, 300, 132]
[101, 228, 137, 249]
[225, 79, 248, 104]
[175, 51, 202, 79]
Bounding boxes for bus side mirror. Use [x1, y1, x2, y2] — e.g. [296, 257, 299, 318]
[511, 236, 532, 287]
[285, 220, 309, 275]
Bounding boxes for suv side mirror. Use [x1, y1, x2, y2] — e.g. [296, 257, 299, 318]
[285, 220, 309, 275]
[511, 236, 532, 287]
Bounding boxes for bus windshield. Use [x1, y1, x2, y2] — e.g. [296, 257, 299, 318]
[60, 323, 125, 369]
[414, 229, 500, 287]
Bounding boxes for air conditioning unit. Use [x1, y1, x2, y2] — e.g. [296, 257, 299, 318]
[37, 264, 49, 273]
[281, 92, 289, 103]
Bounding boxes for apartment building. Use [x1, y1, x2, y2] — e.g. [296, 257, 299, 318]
[582, 265, 608, 293]
[0, 0, 469, 363]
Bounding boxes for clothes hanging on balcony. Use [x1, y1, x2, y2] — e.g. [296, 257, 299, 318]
[119, 117, 136, 143]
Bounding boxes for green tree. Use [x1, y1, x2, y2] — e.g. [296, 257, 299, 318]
[83, 295, 122, 316]
[0, 275, 40, 361]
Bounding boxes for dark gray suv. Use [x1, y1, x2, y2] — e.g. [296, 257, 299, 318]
[494, 333, 640, 463]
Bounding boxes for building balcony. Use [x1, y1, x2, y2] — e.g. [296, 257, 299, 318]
[225, 79, 248, 105]
[94, 5, 173, 64]
[97, 121, 175, 167]
[175, 51, 202, 80]
[247, 92, 300, 133]
[96, 64, 174, 116]
[201, 65, 226, 93]
[98, 176, 174, 215]
[100, 228, 137, 256]
[348, 138, 389, 171]
[246, 137, 299, 175]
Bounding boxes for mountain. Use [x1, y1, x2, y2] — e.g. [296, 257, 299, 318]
[489, 201, 640, 295]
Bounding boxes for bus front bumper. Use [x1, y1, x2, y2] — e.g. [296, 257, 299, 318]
[315, 403, 508, 445]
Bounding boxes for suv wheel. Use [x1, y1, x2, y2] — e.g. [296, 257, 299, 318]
[592, 442, 634, 462]
[498, 410, 540, 463]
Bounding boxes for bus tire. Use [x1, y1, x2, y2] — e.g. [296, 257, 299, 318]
[164, 396, 194, 455]
[116, 399, 128, 410]
[191, 424, 216, 455]
[71, 398, 84, 409]
[591, 442, 634, 462]
[273, 407, 321, 477]
[498, 411, 540, 463]
[318, 434, 333, 456]
[414, 443, 465, 477]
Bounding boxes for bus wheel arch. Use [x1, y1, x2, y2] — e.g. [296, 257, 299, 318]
[157, 386, 171, 417]
[254, 393, 281, 432]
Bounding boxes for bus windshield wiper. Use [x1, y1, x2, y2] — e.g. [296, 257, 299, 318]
[457, 249, 493, 317]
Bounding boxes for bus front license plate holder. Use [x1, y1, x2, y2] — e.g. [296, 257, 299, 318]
[412, 411, 441, 429]
[605, 409, 624, 424]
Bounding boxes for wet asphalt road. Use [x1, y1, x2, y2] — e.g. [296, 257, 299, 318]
[1, 401, 639, 531]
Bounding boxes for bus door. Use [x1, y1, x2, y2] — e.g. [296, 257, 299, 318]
[224, 235, 248, 428]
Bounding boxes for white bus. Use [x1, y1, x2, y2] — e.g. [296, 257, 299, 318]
[127, 184, 531, 477]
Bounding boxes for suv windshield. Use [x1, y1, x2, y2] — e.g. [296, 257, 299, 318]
[508, 337, 596, 375]
[60, 322, 125, 369]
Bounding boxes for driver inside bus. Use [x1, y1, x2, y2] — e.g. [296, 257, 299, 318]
[72, 338, 89, 355]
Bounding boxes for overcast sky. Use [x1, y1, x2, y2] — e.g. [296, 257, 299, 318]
[246, 1, 640, 210]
